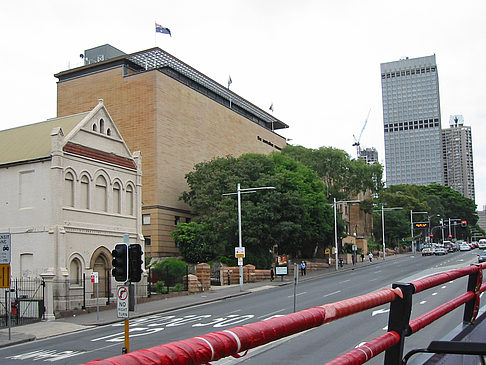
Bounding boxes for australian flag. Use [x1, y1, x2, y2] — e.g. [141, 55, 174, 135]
[155, 23, 171, 36]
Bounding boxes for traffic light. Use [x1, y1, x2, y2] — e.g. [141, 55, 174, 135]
[129, 244, 143, 282]
[112, 243, 128, 282]
[461, 220, 467, 228]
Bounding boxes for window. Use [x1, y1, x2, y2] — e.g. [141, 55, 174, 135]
[69, 258, 82, 285]
[64, 172, 75, 207]
[92, 124, 97, 132]
[107, 128, 112, 136]
[100, 119, 105, 134]
[126, 185, 134, 215]
[80, 175, 89, 209]
[113, 182, 121, 214]
[142, 214, 151, 225]
[95, 175, 107, 212]
[175, 216, 180, 225]
[144, 236, 151, 246]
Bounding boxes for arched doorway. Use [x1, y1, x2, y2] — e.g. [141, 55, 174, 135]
[90, 247, 112, 303]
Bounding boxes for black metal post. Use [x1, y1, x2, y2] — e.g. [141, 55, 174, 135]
[166, 266, 169, 294]
[185, 265, 189, 291]
[384, 282, 415, 365]
[463, 264, 481, 324]
[82, 273, 86, 310]
[148, 267, 152, 298]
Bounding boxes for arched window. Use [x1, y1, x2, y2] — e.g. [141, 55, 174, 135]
[92, 124, 97, 132]
[64, 172, 74, 207]
[100, 119, 105, 134]
[95, 175, 107, 212]
[80, 175, 89, 209]
[113, 182, 121, 214]
[126, 184, 134, 216]
[107, 128, 112, 136]
[69, 258, 82, 285]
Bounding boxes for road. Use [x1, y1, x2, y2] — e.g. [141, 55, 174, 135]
[0, 250, 482, 364]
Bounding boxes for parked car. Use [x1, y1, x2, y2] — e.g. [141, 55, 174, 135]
[460, 243, 471, 251]
[478, 250, 486, 263]
[422, 248, 433, 256]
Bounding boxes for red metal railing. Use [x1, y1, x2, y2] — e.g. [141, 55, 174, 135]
[83, 262, 486, 365]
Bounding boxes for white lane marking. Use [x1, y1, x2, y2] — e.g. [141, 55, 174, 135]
[374, 270, 382, 273]
[323, 290, 341, 298]
[420, 301, 426, 304]
[257, 309, 285, 319]
[227, 309, 242, 314]
[287, 291, 307, 298]
[441, 286, 447, 289]
[382, 326, 388, 330]
[432, 292, 438, 296]
[340, 279, 351, 283]
[372, 308, 389, 316]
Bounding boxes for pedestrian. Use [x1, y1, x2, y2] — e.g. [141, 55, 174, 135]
[270, 267, 274, 281]
[303, 261, 307, 275]
[300, 261, 306, 276]
[368, 252, 373, 262]
[360, 253, 365, 262]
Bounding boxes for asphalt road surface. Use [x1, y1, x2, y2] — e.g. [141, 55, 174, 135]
[0, 250, 482, 364]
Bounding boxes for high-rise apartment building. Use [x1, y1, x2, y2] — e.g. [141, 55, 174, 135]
[441, 115, 475, 200]
[359, 147, 378, 164]
[381, 55, 442, 186]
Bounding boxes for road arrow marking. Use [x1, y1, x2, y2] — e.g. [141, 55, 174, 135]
[372, 308, 389, 317]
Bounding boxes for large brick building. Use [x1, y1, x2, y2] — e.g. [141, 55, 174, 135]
[55, 45, 288, 258]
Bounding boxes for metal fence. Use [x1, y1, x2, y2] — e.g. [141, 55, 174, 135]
[0, 278, 45, 327]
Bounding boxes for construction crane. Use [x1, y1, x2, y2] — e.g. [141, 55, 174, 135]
[352, 109, 371, 159]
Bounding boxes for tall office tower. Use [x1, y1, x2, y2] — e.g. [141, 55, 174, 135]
[441, 115, 475, 201]
[359, 147, 378, 164]
[381, 55, 442, 186]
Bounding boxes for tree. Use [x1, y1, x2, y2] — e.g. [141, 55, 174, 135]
[171, 222, 219, 263]
[180, 153, 334, 266]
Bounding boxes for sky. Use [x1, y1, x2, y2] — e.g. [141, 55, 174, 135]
[1, 0, 486, 209]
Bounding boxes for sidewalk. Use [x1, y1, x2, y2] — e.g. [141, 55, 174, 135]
[0, 253, 406, 348]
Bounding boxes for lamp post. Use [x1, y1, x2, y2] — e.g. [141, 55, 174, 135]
[410, 211, 428, 254]
[379, 206, 402, 260]
[333, 198, 360, 271]
[223, 183, 275, 291]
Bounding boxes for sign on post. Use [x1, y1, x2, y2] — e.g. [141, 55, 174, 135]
[0, 234, 11, 264]
[0, 264, 11, 288]
[235, 247, 245, 258]
[90, 272, 99, 284]
[117, 285, 129, 318]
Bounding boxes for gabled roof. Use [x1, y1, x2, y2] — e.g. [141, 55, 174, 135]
[0, 113, 88, 165]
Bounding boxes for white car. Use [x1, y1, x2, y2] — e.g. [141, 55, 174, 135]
[478, 239, 486, 249]
[460, 243, 471, 251]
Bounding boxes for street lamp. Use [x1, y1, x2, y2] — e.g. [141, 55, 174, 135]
[223, 183, 275, 291]
[333, 198, 360, 271]
[379, 206, 402, 260]
[410, 211, 428, 254]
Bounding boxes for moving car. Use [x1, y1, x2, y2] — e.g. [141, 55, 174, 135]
[434, 247, 448, 255]
[460, 243, 471, 251]
[422, 248, 433, 256]
[478, 250, 486, 263]
[478, 239, 486, 249]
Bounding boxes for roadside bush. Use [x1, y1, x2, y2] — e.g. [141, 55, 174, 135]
[153, 280, 167, 294]
[152, 259, 187, 287]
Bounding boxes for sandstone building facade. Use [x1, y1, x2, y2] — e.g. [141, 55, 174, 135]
[55, 45, 288, 258]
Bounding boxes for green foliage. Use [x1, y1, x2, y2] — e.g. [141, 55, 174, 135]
[281, 145, 384, 201]
[152, 259, 187, 286]
[171, 222, 219, 263]
[180, 153, 334, 265]
[153, 280, 167, 294]
[172, 283, 184, 292]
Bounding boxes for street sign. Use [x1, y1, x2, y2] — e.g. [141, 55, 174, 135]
[117, 285, 129, 318]
[325, 248, 330, 255]
[0, 234, 11, 264]
[91, 272, 99, 284]
[237, 257, 243, 266]
[352, 245, 357, 251]
[0, 264, 10, 288]
[235, 247, 245, 258]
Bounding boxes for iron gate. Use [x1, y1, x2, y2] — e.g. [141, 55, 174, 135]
[0, 278, 45, 327]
